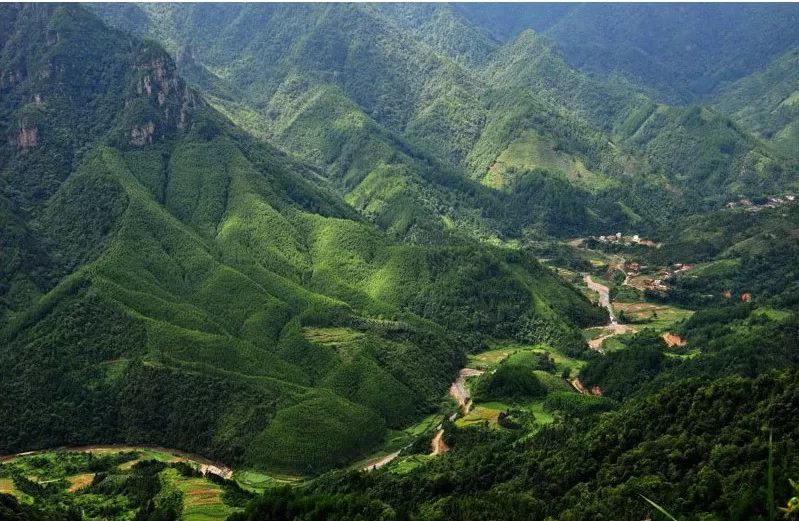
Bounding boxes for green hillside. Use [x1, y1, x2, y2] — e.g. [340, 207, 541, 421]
[458, 3, 799, 104]
[2, 4, 799, 520]
[715, 48, 799, 157]
[0, 4, 603, 475]
[93, 3, 798, 244]
[225, 370, 799, 521]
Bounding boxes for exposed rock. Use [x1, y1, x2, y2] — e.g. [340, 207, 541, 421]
[137, 57, 179, 102]
[179, 87, 196, 129]
[661, 332, 687, 348]
[10, 125, 38, 149]
[130, 121, 155, 146]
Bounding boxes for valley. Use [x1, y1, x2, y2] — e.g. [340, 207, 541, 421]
[0, 3, 797, 521]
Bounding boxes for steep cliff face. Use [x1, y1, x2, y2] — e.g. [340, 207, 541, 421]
[10, 124, 37, 149]
[125, 48, 198, 146]
[0, 4, 204, 309]
[0, 4, 203, 203]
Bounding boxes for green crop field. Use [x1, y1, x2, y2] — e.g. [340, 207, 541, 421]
[0, 448, 252, 520]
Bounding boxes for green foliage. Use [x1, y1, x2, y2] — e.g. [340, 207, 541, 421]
[579, 330, 667, 400]
[472, 352, 554, 402]
[296, 370, 799, 520]
[715, 48, 799, 156]
[0, 4, 612, 477]
[228, 486, 395, 521]
[543, 391, 618, 418]
[3, 6, 799, 514]
[0, 449, 248, 520]
[533, 4, 799, 103]
[246, 394, 385, 474]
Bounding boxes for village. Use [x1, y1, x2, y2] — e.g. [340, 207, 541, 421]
[622, 260, 694, 293]
[587, 232, 661, 248]
[725, 193, 796, 212]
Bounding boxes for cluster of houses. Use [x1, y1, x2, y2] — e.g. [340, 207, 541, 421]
[726, 194, 796, 212]
[624, 261, 694, 292]
[591, 232, 660, 248]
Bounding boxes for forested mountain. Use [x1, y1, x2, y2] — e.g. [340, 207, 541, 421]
[715, 48, 799, 157]
[0, 3, 603, 474]
[460, 3, 799, 104]
[93, 3, 799, 240]
[1, 3, 798, 521]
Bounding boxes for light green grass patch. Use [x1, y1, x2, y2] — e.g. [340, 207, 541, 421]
[752, 307, 793, 321]
[233, 469, 302, 494]
[529, 402, 555, 425]
[529, 346, 586, 375]
[302, 327, 365, 347]
[614, 302, 694, 331]
[689, 258, 741, 277]
[455, 405, 502, 428]
[164, 468, 237, 521]
[390, 455, 430, 475]
[486, 130, 616, 191]
[468, 342, 553, 370]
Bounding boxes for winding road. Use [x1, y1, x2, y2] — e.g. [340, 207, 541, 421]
[363, 367, 483, 470]
[582, 274, 639, 353]
[363, 451, 401, 471]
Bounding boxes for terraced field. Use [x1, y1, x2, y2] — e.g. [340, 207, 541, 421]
[0, 446, 279, 520]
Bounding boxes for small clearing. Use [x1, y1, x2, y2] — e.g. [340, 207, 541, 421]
[586, 324, 637, 352]
[67, 473, 94, 492]
[0, 478, 14, 494]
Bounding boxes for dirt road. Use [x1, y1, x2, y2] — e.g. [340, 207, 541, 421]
[583, 274, 616, 324]
[449, 368, 484, 414]
[430, 429, 449, 456]
[586, 323, 636, 352]
[363, 451, 401, 471]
